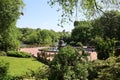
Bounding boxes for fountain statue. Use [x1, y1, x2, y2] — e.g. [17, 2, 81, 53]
[58, 37, 66, 50]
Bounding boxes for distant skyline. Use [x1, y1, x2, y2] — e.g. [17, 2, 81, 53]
[16, 0, 75, 32]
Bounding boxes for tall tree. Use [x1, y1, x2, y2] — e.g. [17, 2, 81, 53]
[40, 30, 53, 45]
[71, 21, 92, 45]
[0, 0, 24, 51]
[91, 10, 120, 60]
[92, 10, 120, 40]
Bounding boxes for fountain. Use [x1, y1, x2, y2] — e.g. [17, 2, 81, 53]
[37, 30, 66, 63]
[58, 37, 66, 50]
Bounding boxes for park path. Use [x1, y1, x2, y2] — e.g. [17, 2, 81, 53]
[20, 47, 44, 57]
[20, 47, 97, 61]
[88, 52, 97, 61]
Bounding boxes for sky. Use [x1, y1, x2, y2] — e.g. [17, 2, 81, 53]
[16, 0, 74, 32]
[16, 0, 120, 32]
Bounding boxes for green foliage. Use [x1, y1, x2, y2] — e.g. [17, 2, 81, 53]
[39, 30, 53, 44]
[19, 28, 60, 46]
[19, 28, 37, 44]
[0, 25, 20, 51]
[0, 60, 9, 80]
[25, 31, 38, 44]
[49, 46, 89, 80]
[4, 75, 24, 80]
[76, 42, 83, 47]
[0, 51, 7, 56]
[97, 56, 120, 80]
[61, 31, 71, 45]
[94, 37, 116, 60]
[74, 21, 79, 27]
[7, 51, 31, 58]
[71, 21, 92, 45]
[90, 10, 120, 60]
[48, 0, 119, 25]
[69, 41, 76, 46]
[92, 10, 120, 40]
[27, 65, 49, 80]
[0, 0, 24, 29]
[88, 56, 120, 80]
[0, 0, 24, 52]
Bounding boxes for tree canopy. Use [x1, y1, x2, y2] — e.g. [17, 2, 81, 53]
[48, 0, 120, 25]
[0, 0, 24, 29]
[92, 10, 120, 40]
[0, 0, 24, 51]
[71, 21, 92, 45]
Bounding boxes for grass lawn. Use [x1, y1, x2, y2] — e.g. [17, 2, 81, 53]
[0, 56, 44, 76]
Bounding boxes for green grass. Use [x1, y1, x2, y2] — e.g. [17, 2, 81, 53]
[0, 56, 44, 76]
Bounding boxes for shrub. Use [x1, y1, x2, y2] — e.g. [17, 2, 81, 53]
[25, 65, 49, 80]
[4, 75, 24, 80]
[0, 51, 7, 56]
[49, 46, 89, 80]
[7, 51, 31, 58]
[94, 37, 116, 60]
[88, 56, 120, 80]
[0, 60, 9, 80]
[97, 56, 120, 80]
[76, 42, 83, 47]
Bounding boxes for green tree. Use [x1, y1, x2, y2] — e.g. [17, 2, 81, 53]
[0, 0, 24, 51]
[25, 30, 38, 44]
[71, 21, 92, 45]
[49, 46, 89, 80]
[19, 28, 34, 44]
[91, 11, 120, 60]
[92, 10, 120, 40]
[62, 32, 71, 45]
[93, 37, 116, 60]
[39, 30, 52, 45]
[19, 28, 60, 46]
[0, 24, 20, 51]
[46, 30, 59, 46]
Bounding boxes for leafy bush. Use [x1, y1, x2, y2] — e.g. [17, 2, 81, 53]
[76, 42, 83, 47]
[0, 51, 7, 56]
[49, 46, 89, 80]
[26, 65, 49, 80]
[7, 51, 31, 58]
[94, 37, 116, 60]
[4, 75, 24, 80]
[0, 60, 9, 80]
[88, 56, 120, 80]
